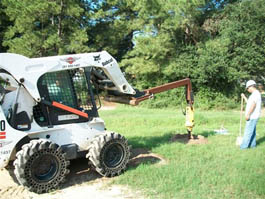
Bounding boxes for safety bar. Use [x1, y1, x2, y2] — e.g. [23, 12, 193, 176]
[41, 100, 89, 119]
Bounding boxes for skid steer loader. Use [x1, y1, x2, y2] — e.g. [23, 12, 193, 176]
[0, 51, 194, 193]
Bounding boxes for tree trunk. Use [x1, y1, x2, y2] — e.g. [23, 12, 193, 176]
[57, 0, 64, 54]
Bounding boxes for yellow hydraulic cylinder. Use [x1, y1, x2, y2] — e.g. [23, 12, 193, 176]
[185, 105, 194, 133]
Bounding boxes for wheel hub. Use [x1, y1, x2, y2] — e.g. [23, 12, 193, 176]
[31, 153, 59, 182]
[103, 143, 124, 168]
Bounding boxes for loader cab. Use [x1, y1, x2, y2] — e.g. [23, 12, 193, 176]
[0, 71, 33, 131]
[33, 67, 99, 127]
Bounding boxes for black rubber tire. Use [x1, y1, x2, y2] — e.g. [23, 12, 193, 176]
[13, 139, 70, 193]
[87, 132, 130, 177]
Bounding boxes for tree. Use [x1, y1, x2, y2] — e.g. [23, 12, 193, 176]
[121, 0, 265, 97]
[120, 0, 208, 89]
[218, 0, 265, 83]
[2, 0, 138, 60]
[2, 0, 89, 57]
[82, 0, 139, 61]
[0, 1, 11, 52]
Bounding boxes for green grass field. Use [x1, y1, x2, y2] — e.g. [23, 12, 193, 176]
[99, 106, 265, 199]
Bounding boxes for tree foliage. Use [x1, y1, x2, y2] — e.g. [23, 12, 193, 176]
[0, 1, 11, 52]
[0, 0, 264, 108]
[121, 0, 265, 96]
[2, 0, 89, 57]
[218, 0, 265, 82]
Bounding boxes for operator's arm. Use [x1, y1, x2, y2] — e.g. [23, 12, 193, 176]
[245, 102, 256, 121]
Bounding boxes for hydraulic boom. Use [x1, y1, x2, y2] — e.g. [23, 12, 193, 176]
[104, 78, 195, 137]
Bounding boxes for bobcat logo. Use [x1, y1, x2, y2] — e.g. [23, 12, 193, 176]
[93, 55, 101, 62]
[60, 57, 80, 64]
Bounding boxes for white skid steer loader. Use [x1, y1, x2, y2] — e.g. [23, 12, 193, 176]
[0, 51, 135, 193]
[0, 51, 194, 193]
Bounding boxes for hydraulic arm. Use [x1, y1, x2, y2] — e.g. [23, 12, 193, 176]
[104, 78, 195, 137]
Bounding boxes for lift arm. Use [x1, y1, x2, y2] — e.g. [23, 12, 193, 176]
[104, 78, 195, 136]
[130, 78, 193, 106]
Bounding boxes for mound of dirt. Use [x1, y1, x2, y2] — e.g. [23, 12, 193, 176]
[170, 134, 208, 145]
[129, 148, 167, 167]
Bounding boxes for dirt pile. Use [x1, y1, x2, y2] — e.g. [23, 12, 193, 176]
[129, 148, 167, 167]
[170, 134, 208, 145]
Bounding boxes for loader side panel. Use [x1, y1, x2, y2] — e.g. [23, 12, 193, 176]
[0, 107, 27, 168]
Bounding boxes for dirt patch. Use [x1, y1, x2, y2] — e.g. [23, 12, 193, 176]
[129, 148, 167, 167]
[100, 100, 117, 110]
[0, 157, 144, 199]
[0, 147, 167, 199]
[170, 134, 208, 145]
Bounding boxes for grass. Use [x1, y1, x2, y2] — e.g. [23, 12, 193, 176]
[99, 106, 265, 199]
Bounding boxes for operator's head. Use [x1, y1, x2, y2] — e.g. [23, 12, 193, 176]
[55, 80, 60, 86]
[246, 80, 256, 93]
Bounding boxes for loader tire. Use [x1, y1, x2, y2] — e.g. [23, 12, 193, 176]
[13, 139, 70, 193]
[87, 132, 130, 177]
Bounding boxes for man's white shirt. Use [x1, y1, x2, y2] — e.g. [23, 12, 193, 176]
[246, 89, 261, 119]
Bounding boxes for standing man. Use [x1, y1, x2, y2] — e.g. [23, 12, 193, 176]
[240, 80, 262, 149]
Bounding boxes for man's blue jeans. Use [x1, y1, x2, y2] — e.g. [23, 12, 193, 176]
[240, 119, 258, 149]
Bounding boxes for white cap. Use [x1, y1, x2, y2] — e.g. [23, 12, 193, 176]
[246, 80, 256, 89]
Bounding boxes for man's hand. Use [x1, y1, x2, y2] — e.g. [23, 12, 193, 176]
[241, 93, 247, 103]
[245, 101, 256, 121]
[245, 114, 250, 121]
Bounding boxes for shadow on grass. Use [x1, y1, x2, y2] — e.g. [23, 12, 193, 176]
[257, 136, 265, 145]
[200, 131, 216, 137]
[128, 131, 212, 149]
[127, 132, 211, 169]
[128, 133, 175, 149]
